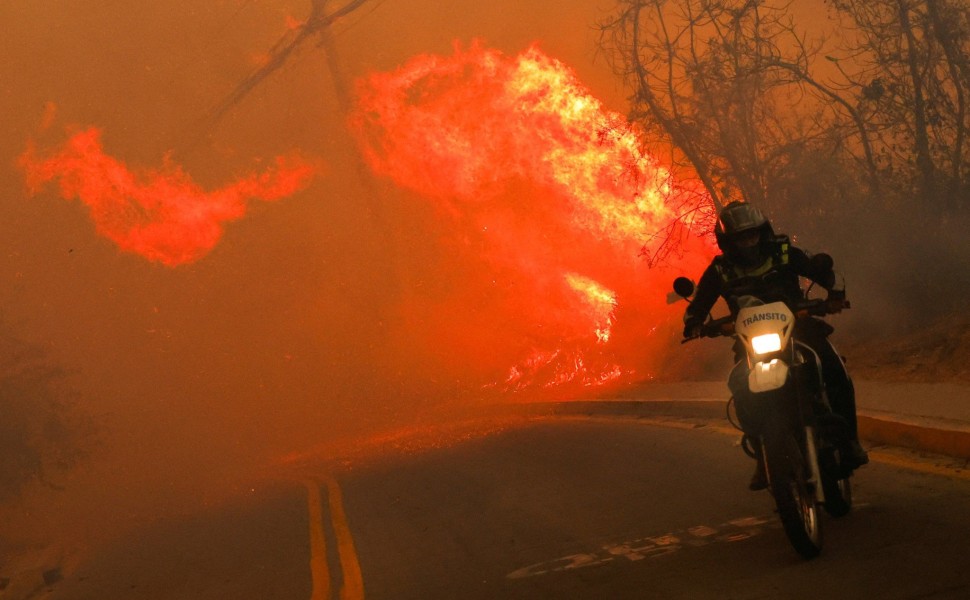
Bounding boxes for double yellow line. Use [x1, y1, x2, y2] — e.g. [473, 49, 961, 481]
[305, 477, 365, 600]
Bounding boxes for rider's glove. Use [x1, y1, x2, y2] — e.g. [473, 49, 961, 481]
[683, 318, 704, 339]
[826, 289, 847, 314]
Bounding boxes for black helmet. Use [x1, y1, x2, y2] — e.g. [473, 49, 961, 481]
[714, 201, 774, 266]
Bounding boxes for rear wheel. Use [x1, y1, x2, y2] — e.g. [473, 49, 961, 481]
[764, 429, 823, 559]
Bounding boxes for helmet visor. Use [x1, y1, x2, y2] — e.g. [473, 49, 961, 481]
[735, 230, 761, 248]
[718, 204, 766, 235]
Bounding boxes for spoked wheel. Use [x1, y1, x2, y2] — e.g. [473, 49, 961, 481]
[764, 431, 823, 559]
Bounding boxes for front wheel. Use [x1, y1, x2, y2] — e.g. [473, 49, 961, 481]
[764, 429, 823, 559]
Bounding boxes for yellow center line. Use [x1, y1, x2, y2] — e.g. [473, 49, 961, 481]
[326, 476, 366, 600]
[304, 480, 332, 600]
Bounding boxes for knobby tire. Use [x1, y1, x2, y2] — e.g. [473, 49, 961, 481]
[764, 427, 823, 559]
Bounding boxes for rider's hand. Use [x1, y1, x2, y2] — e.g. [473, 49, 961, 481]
[826, 289, 847, 314]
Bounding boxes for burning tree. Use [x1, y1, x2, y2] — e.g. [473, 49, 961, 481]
[169, 2, 726, 388]
[348, 42, 718, 389]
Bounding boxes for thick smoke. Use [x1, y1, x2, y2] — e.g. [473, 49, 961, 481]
[1, 0, 943, 570]
[1, 0, 696, 561]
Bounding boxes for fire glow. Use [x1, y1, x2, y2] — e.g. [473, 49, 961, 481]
[565, 273, 617, 344]
[20, 128, 316, 266]
[352, 42, 677, 243]
[352, 42, 715, 391]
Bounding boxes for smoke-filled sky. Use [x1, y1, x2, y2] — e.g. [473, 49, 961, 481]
[1, 0, 846, 551]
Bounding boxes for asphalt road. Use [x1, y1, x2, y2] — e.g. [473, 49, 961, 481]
[40, 417, 970, 600]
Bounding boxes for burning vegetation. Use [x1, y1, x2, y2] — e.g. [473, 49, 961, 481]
[16, 42, 714, 395]
[350, 42, 714, 391]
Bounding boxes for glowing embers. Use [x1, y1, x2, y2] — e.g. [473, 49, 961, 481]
[496, 273, 625, 392]
[499, 348, 625, 392]
[20, 128, 316, 266]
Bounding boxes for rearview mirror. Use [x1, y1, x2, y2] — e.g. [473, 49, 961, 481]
[809, 253, 834, 272]
[673, 277, 696, 299]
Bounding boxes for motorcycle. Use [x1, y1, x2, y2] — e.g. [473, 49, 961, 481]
[671, 266, 855, 559]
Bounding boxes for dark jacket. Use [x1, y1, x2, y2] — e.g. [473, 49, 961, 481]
[684, 235, 838, 328]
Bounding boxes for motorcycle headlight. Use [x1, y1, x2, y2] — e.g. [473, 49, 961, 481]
[751, 333, 782, 355]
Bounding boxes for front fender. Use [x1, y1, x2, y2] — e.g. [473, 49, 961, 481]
[749, 359, 789, 393]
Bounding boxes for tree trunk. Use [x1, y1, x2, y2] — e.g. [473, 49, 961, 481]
[897, 0, 938, 205]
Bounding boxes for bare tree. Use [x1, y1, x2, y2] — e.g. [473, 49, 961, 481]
[599, 0, 879, 212]
[828, 0, 970, 213]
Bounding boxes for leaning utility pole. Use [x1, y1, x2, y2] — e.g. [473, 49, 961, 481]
[187, 0, 391, 230]
[201, 0, 371, 132]
[190, 0, 401, 320]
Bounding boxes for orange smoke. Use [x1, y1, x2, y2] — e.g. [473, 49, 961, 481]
[19, 127, 316, 266]
[351, 42, 716, 391]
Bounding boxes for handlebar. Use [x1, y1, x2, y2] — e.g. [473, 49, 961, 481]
[680, 297, 850, 344]
[795, 297, 851, 318]
[680, 314, 735, 344]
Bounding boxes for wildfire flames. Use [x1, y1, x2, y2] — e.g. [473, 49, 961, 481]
[19, 128, 316, 266]
[17, 42, 713, 392]
[565, 273, 617, 345]
[351, 42, 714, 391]
[352, 42, 680, 242]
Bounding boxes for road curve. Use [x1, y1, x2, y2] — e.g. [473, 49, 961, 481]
[36, 417, 970, 599]
[340, 418, 970, 600]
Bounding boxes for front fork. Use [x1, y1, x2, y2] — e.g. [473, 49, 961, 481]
[761, 426, 825, 504]
[794, 356, 827, 504]
[803, 426, 825, 504]
[740, 345, 828, 504]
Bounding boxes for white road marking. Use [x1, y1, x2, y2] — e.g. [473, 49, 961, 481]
[507, 514, 773, 579]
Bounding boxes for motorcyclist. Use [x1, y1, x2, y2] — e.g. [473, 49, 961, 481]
[682, 201, 868, 490]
